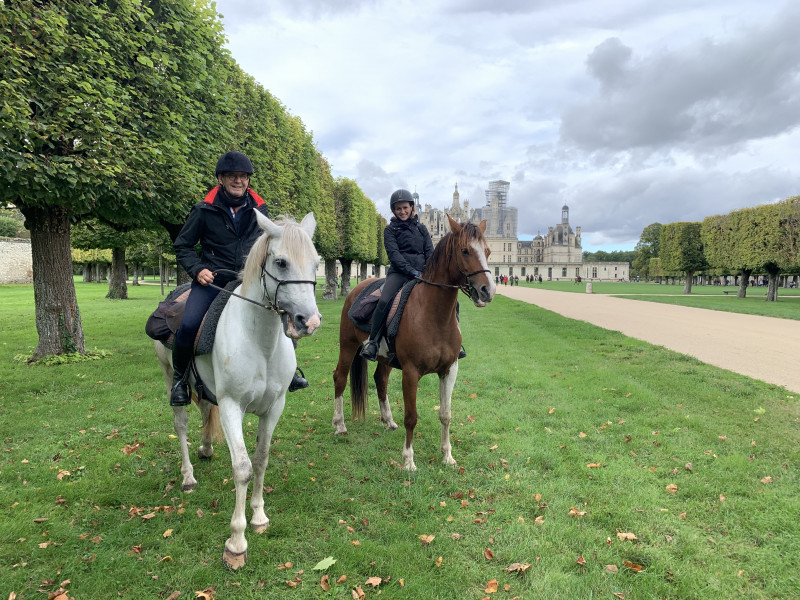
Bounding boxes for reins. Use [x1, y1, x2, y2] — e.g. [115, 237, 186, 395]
[207, 266, 317, 315]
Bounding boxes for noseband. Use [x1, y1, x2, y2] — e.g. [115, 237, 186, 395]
[416, 240, 490, 298]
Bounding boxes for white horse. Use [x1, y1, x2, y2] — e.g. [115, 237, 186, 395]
[154, 212, 321, 570]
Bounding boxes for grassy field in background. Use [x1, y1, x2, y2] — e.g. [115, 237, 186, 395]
[511, 280, 800, 321]
[1, 281, 799, 599]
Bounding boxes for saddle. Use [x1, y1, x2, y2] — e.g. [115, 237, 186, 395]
[347, 278, 419, 368]
[145, 281, 238, 354]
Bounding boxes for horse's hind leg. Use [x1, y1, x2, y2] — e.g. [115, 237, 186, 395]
[332, 343, 356, 435]
[173, 406, 198, 492]
[375, 363, 397, 431]
[249, 401, 284, 534]
[438, 361, 459, 466]
[197, 400, 219, 459]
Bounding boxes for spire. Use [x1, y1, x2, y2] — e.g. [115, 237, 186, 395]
[451, 182, 460, 210]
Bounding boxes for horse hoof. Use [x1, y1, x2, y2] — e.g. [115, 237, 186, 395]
[223, 549, 247, 571]
[182, 482, 197, 492]
[385, 422, 398, 431]
[333, 427, 348, 435]
[251, 520, 270, 534]
[198, 447, 213, 460]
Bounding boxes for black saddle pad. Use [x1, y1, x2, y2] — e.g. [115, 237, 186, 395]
[144, 281, 238, 355]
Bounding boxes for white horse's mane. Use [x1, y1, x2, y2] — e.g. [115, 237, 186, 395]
[240, 216, 317, 294]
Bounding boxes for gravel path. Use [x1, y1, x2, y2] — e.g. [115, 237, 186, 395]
[496, 286, 800, 394]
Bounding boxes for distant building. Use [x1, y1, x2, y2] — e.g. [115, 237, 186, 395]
[416, 181, 628, 282]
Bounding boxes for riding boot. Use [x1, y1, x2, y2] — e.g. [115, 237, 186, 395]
[170, 343, 193, 407]
[458, 345, 467, 360]
[361, 337, 380, 361]
[289, 368, 308, 392]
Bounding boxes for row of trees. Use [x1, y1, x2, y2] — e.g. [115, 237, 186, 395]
[632, 197, 800, 300]
[1, 1, 387, 360]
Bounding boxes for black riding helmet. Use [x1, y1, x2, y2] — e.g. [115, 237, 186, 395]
[390, 189, 414, 211]
[215, 151, 254, 177]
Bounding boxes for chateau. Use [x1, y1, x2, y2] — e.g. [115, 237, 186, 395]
[416, 181, 628, 282]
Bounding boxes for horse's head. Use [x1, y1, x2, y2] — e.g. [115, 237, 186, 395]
[446, 214, 496, 307]
[245, 211, 322, 339]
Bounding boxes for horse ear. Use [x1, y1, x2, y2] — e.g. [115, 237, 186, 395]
[478, 220, 487, 234]
[255, 210, 280, 237]
[299, 212, 317, 237]
[447, 213, 462, 233]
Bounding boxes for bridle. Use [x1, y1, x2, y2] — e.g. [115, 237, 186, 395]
[415, 241, 490, 299]
[208, 264, 316, 315]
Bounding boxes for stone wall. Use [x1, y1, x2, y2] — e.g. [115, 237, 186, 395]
[0, 238, 33, 283]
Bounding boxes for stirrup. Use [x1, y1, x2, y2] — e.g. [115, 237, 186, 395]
[361, 340, 379, 361]
[289, 368, 308, 392]
[170, 379, 191, 407]
[458, 345, 467, 360]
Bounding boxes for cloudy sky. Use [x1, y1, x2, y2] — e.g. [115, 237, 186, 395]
[212, 0, 799, 251]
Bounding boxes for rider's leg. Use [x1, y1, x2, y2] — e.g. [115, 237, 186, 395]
[171, 282, 220, 407]
[362, 273, 407, 361]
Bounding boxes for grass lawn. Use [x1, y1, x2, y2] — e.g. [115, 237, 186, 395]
[1, 281, 799, 599]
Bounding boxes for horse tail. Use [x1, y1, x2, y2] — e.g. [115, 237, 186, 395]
[350, 352, 368, 421]
[202, 402, 223, 442]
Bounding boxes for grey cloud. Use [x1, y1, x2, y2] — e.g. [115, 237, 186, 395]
[560, 4, 800, 156]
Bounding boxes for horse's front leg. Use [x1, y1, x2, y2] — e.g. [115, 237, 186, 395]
[375, 363, 398, 431]
[438, 361, 459, 466]
[218, 401, 251, 571]
[250, 397, 285, 534]
[401, 370, 421, 471]
[172, 406, 197, 492]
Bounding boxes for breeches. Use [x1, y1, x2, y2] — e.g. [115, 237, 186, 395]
[175, 281, 222, 348]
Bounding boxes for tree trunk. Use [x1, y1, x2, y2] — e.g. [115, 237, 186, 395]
[737, 268, 752, 298]
[20, 204, 85, 360]
[765, 266, 780, 302]
[82, 262, 92, 282]
[360, 262, 368, 281]
[340, 259, 352, 298]
[683, 270, 694, 294]
[132, 264, 140, 285]
[323, 258, 338, 300]
[106, 247, 128, 299]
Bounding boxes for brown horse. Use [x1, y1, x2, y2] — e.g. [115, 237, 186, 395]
[332, 215, 496, 470]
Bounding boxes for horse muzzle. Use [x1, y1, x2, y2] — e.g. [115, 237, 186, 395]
[283, 310, 322, 339]
[469, 280, 495, 308]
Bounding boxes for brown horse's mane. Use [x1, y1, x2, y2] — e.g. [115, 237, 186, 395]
[422, 221, 485, 278]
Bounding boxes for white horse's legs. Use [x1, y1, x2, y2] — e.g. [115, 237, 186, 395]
[173, 406, 198, 492]
[438, 361, 458, 466]
[219, 401, 251, 571]
[332, 394, 348, 435]
[249, 401, 284, 534]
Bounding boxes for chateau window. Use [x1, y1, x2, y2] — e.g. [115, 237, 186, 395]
[592, 267, 598, 278]
[561, 268, 567, 277]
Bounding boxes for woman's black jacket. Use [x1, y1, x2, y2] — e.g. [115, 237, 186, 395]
[384, 215, 434, 277]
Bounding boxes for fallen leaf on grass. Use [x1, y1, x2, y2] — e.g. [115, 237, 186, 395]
[484, 548, 494, 560]
[419, 534, 435, 546]
[484, 579, 499, 593]
[665, 484, 678, 494]
[617, 532, 637, 541]
[605, 564, 618, 573]
[576, 555, 587, 566]
[623, 560, 644, 572]
[761, 476, 773, 484]
[435, 556, 443, 567]
[351, 585, 365, 599]
[277, 562, 293, 570]
[586, 462, 602, 468]
[56, 470, 70, 480]
[534, 516, 545, 525]
[568, 507, 586, 517]
[365, 577, 382, 587]
[194, 586, 215, 599]
[320, 575, 331, 591]
[336, 575, 347, 584]
[312, 556, 336, 571]
[503, 563, 531, 573]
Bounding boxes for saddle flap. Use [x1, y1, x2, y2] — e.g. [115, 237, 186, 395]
[165, 302, 186, 334]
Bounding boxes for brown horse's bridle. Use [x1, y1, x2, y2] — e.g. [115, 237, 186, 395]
[415, 244, 490, 299]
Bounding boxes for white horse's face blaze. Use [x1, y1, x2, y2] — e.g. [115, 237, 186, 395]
[255, 212, 321, 340]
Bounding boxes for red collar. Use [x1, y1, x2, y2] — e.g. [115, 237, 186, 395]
[203, 185, 265, 206]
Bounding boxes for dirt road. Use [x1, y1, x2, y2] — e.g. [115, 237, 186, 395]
[496, 286, 800, 394]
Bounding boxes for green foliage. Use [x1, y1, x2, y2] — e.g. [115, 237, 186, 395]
[0, 214, 19, 236]
[335, 178, 377, 261]
[659, 222, 707, 275]
[14, 347, 111, 365]
[632, 222, 662, 277]
[582, 249, 635, 263]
